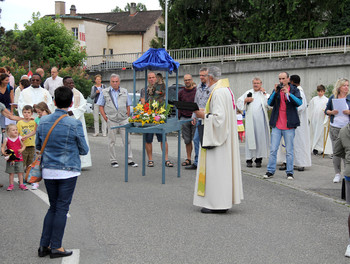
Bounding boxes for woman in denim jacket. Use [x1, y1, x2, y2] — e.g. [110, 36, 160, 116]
[36, 86, 89, 259]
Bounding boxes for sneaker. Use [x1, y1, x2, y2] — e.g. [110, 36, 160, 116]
[111, 162, 119, 168]
[313, 149, 318, 155]
[345, 244, 350, 257]
[93, 133, 99, 137]
[19, 184, 28, 191]
[102, 134, 107, 137]
[31, 183, 39, 190]
[7, 184, 14, 191]
[287, 173, 294, 180]
[333, 173, 341, 183]
[128, 161, 138, 167]
[263, 172, 274, 179]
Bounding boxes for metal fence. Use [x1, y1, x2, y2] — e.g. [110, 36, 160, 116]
[86, 35, 350, 71]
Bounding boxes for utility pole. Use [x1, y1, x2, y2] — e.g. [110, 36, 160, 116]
[165, 0, 168, 51]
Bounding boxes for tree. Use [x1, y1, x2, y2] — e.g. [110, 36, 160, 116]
[160, 0, 345, 48]
[112, 3, 147, 12]
[326, 0, 350, 36]
[125, 3, 147, 11]
[159, 0, 245, 49]
[237, 0, 339, 43]
[0, 12, 86, 68]
[111, 6, 123, 12]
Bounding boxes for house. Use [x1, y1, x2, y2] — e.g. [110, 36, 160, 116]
[50, 1, 163, 68]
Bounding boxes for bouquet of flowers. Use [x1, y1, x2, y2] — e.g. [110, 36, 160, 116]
[129, 100, 173, 126]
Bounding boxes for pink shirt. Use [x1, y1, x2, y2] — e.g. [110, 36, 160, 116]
[276, 87, 291, 130]
[6, 136, 23, 162]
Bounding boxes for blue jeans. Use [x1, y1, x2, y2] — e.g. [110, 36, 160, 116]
[40, 177, 77, 249]
[193, 120, 201, 166]
[267, 127, 295, 174]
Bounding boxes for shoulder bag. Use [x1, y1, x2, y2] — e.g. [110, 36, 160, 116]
[25, 114, 68, 183]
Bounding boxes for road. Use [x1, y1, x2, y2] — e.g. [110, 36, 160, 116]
[0, 133, 349, 264]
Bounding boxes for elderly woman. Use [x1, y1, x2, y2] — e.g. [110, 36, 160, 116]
[325, 78, 350, 183]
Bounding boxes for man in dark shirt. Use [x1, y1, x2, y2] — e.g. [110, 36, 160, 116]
[179, 74, 197, 166]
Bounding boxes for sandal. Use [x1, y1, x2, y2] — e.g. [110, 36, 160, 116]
[147, 160, 154, 167]
[165, 160, 174, 167]
[182, 159, 191, 166]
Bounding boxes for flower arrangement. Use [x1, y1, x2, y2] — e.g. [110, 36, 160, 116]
[129, 100, 173, 126]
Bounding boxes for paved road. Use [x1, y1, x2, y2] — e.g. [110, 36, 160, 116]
[0, 133, 349, 264]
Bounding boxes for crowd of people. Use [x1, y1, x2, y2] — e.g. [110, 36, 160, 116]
[1, 63, 350, 258]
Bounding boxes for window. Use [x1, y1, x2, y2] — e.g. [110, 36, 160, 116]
[72, 27, 78, 39]
[103, 48, 107, 55]
[109, 49, 113, 55]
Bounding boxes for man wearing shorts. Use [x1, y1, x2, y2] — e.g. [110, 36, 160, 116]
[140, 72, 173, 167]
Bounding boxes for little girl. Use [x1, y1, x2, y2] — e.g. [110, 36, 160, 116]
[1, 124, 27, 191]
[34, 102, 51, 124]
[236, 109, 245, 143]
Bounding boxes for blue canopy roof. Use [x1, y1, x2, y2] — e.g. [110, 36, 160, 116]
[132, 48, 180, 73]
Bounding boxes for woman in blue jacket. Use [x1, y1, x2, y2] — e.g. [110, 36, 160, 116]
[36, 86, 89, 259]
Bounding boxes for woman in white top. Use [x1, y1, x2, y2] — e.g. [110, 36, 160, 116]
[325, 78, 350, 183]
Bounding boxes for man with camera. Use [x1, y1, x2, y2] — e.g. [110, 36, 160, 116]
[263, 72, 302, 180]
[237, 77, 270, 168]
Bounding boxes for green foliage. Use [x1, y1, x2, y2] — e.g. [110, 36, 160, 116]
[311, 85, 334, 98]
[159, 0, 345, 48]
[111, 6, 123, 12]
[0, 57, 27, 86]
[326, 0, 350, 36]
[161, 0, 244, 49]
[112, 3, 147, 12]
[59, 67, 93, 98]
[150, 22, 164, 48]
[84, 113, 94, 129]
[0, 13, 86, 69]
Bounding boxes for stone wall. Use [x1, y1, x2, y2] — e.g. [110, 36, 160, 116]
[90, 53, 350, 100]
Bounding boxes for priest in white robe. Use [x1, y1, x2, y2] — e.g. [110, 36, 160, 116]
[63, 76, 92, 168]
[18, 73, 54, 117]
[193, 66, 243, 214]
[277, 75, 311, 171]
[308, 85, 332, 155]
[237, 77, 270, 168]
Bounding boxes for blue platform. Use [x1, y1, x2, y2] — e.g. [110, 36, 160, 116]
[111, 48, 187, 184]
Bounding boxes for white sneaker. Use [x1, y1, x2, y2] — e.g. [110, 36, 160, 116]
[333, 174, 341, 183]
[31, 183, 39, 190]
[111, 162, 119, 168]
[128, 161, 138, 167]
[345, 244, 350, 257]
[93, 133, 99, 137]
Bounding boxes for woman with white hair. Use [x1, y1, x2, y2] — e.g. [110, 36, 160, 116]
[325, 78, 350, 183]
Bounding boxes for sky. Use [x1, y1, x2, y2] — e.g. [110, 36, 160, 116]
[0, 0, 162, 30]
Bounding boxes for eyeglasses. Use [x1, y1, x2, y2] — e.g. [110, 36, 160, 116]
[31, 79, 41, 82]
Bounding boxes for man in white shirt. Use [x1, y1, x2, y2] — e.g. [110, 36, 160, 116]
[44, 67, 63, 97]
[18, 74, 54, 117]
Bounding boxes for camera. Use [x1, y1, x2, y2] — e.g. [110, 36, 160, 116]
[277, 82, 284, 91]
